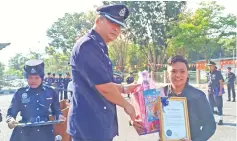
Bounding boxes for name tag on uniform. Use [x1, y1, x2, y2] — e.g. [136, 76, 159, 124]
[46, 97, 52, 100]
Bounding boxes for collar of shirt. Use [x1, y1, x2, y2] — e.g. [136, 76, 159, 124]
[210, 70, 218, 74]
[25, 84, 46, 92]
[167, 84, 190, 97]
[88, 29, 108, 55]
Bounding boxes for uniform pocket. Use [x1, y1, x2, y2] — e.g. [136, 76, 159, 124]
[45, 97, 53, 105]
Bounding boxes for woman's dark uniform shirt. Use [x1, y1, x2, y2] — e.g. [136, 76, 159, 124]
[6, 85, 62, 141]
[68, 29, 118, 140]
[164, 84, 216, 141]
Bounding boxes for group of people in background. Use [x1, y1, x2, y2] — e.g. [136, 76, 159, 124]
[44, 72, 72, 100]
[113, 72, 135, 98]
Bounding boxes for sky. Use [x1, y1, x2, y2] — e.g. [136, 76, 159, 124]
[0, 0, 236, 67]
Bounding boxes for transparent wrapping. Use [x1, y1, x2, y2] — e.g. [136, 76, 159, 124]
[131, 70, 164, 135]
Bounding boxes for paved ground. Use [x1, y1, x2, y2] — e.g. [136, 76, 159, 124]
[0, 87, 236, 141]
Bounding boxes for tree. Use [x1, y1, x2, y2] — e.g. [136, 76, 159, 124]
[43, 52, 70, 74]
[0, 62, 5, 89]
[0, 62, 5, 79]
[8, 53, 28, 72]
[46, 11, 97, 53]
[27, 49, 44, 60]
[167, 1, 236, 61]
[103, 1, 186, 72]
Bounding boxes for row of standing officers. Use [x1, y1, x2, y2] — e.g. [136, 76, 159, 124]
[44, 72, 72, 100]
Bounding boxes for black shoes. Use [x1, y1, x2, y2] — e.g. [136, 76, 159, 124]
[227, 99, 235, 102]
[213, 111, 218, 115]
[218, 120, 223, 125]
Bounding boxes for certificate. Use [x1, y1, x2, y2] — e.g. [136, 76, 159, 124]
[158, 97, 191, 141]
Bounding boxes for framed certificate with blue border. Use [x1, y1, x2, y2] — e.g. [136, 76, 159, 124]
[158, 97, 191, 141]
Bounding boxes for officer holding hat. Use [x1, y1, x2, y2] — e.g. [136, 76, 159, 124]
[6, 59, 66, 141]
[207, 60, 224, 125]
[226, 67, 236, 102]
[68, 4, 140, 141]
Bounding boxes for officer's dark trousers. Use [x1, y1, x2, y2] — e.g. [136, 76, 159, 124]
[63, 90, 68, 99]
[214, 95, 223, 116]
[72, 137, 112, 141]
[59, 90, 63, 100]
[227, 83, 236, 100]
[208, 94, 217, 112]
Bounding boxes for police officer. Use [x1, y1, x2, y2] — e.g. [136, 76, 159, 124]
[56, 74, 64, 100]
[126, 72, 134, 84]
[51, 73, 56, 87]
[126, 72, 134, 98]
[6, 59, 66, 141]
[207, 60, 224, 125]
[226, 67, 236, 102]
[113, 74, 123, 84]
[63, 72, 72, 100]
[44, 72, 53, 86]
[68, 4, 139, 141]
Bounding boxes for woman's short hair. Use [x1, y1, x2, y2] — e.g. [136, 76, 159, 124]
[167, 55, 188, 69]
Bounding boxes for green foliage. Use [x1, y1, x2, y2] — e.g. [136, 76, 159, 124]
[8, 53, 28, 73]
[168, 1, 236, 61]
[0, 62, 5, 79]
[43, 52, 70, 74]
[103, 1, 186, 71]
[46, 11, 97, 53]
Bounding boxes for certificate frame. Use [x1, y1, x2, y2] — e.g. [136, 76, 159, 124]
[158, 97, 191, 141]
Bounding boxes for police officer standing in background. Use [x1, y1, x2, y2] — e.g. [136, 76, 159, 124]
[63, 72, 72, 100]
[207, 61, 224, 125]
[126, 72, 134, 84]
[6, 60, 66, 141]
[226, 67, 236, 102]
[126, 72, 134, 98]
[56, 74, 64, 100]
[52, 73, 56, 87]
[68, 4, 139, 141]
[44, 72, 53, 86]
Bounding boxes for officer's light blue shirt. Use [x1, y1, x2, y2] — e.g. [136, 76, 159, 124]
[68, 29, 118, 140]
